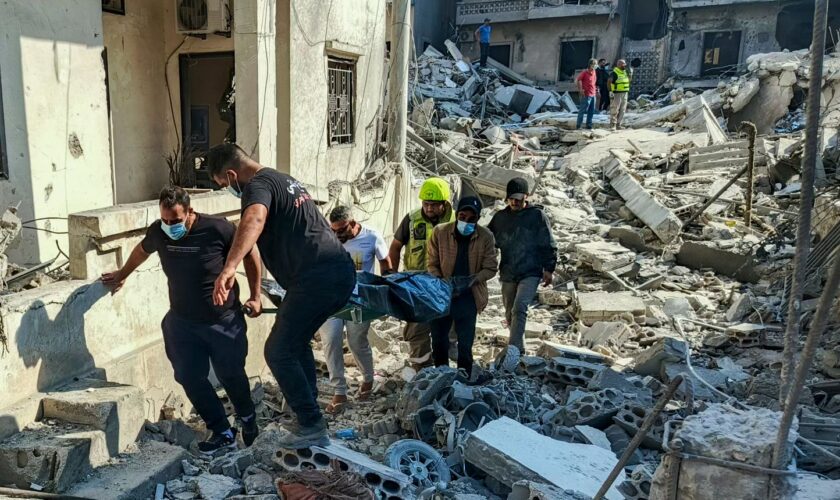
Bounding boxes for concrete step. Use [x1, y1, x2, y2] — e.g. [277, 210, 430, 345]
[67, 440, 188, 500]
[0, 421, 110, 492]
[41, 378, 145, 457]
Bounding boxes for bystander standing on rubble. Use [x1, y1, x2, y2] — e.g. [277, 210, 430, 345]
[101, 187, 262, 453]
[609, 58, 633, 130]
[427, 196, 498, 382]
[319, 205, 392, 415]
[388, 178, 455, 370]
[488, 178, 557, 353]
[576, 58, 599, 130]
[207, 144, 356, 449]
[474, 18, 492, 68]
[596, 58, 611, 112]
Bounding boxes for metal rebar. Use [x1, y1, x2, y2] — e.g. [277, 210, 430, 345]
[773, 251, 840, 470]
[593, 375, 684, 500]
[779, 0, 829, 409]
[681, 162, 750, 228]
[743, 122, 757, 227]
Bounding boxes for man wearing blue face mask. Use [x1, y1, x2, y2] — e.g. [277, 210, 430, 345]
[427, 196, 498, 382]
[101, 187, 263, 454]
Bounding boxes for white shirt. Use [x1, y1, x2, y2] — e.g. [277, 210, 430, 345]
[343, 226, 389, 274]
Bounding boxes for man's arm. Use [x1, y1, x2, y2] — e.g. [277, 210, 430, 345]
[539, 211, 558, 286]
[101, 243, 151, 293]
[214, 203, 268, 306]
[378, 257, 393, 275]
[427, 231, 443, 278]
[474, 27, 480, 41]
[242, 244, 262, 317]
[388, 239, 404, 273]
[474, 232, 499, 284]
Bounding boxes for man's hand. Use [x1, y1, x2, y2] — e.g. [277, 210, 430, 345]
[213, 266, 237, 306]
[100, 270, 126, 294]
[243, 297, 262, 318]
[541, 271, 553, 287]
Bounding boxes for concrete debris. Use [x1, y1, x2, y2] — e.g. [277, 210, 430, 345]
[190, 473, 244, 500]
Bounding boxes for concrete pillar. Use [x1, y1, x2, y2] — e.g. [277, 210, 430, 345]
[388, 0, 412, 231]
[234, 0, 277, 166]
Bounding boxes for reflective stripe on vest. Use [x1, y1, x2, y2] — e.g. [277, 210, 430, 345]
[404, 206, 454, 271]
[611, 67, 630, 92]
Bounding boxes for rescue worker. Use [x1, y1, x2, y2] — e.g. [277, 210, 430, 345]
[427, 196, 498, 380]
[609, 59, 633, 130]
[101, 186, 262, 453]
[388, 178, 455, 370]
[207, 144, 356, 449]
[488, 178, 557, 353]
[320, 205, 392, 414]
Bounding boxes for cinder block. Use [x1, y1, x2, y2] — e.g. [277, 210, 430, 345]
[560, 389, 625, 429]
[582, 321, 633, 349]
[41, 378, 145, 456]
[577, 292, 646, 326]
[545, 357, 605, 387]
[613, 402, 665, 450]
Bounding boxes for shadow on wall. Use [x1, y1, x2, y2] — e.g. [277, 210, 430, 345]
[14, 282, 110, 393]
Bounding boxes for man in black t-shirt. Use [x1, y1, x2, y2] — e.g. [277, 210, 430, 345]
[101, 187, 263, 454]
[206, 144, 355, 449]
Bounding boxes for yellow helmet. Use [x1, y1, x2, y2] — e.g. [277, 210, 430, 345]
[419, 178, 450, 202]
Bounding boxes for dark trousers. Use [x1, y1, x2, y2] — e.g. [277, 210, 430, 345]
[431, 293, 478, 376]
[264, 263, 356, 427]
[162, 310, 255, 434]
[480, 43, 490, 67]
[598, 85, 611, 111]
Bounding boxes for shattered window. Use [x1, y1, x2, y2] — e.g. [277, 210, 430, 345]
[327, 57, 356, 147]
[0, 66, 7, 180]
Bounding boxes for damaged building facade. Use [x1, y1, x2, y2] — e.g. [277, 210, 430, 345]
[0, 0, 389, 461]
[455, 0, 840, 96]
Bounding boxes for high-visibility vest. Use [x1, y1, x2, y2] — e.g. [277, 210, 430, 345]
[403, 205, 454, 271]
[611, 67, 630, 92]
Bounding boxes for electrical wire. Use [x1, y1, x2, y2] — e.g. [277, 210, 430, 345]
[165, 37, 188, 151]
[21, 226, 68, 235]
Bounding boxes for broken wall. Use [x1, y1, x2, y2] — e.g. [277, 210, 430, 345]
[459, 15, 623, 87]
[668, 3, 780, 79]
[277, 0, 387, 188]
[413, 0, 456, 55]
[0, 191, 272, 440]
[0, 0, 115, 266]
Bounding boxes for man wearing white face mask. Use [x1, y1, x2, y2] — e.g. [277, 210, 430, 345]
[427, 196, 498, 382]
[101, 187, 263, 454]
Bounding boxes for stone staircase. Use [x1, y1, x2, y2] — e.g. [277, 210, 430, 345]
[0, 378, 187, 499]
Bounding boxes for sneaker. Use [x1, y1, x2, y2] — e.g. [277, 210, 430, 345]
[241, 415, 259, 447]
[277, 419, 329, 449]
[198, 428, 238, 454]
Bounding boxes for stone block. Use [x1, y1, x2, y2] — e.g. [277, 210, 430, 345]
[41, 378, 145, 456]
[577, 292, 646, 326]
[575, 241, 636, 272]
[463, 416, 624, 499]
[190, 473, 244, 500]
[633, 337, 688, 377]
[582, 321, 633, 349]
[676, 242, 759, 283]
[67, 440, 188, 499]
[0, 423, 109, 492]
[545, 357, 605, 387]
[602, 158, 681, 243]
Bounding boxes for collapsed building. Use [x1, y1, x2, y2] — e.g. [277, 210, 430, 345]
[1, 1, 840, 499]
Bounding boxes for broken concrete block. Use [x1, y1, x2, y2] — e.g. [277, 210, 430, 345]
[539, 342, 608, 364]
[545, 357, 605, 387]
[525, 322, 552, 338]
[508, 480, 590, 500]
[618, 465, 655, 500]
[582, 321, 633, 349]
[588, 369, 652, 404]
[482, 125, 506, 144]
[209, 448, 254, 479]
[665, 363, 751, 400]
[191, 473, 244, 500]
[463, 417, 624, 499]
[725, 323, 766, 348]
[575, 425, 613, 451]
[725, 294, 753, 323]
[602, 158, 681, 243]
[676, 242, 759, 283]
[68, 441, 188, 500]
[577, 292, 646, 326]
[650, 404, 797, 500]
[157, 419, 199, 449]
[662, 297, 696, 319]
[613, 401, 666, 450]
[396, 366, 458, 428]
[575, 241, 636, 272]
[41, 378, 145, 456]
[604, 424, 643, 465]
[0, 423, 109, 493]
[633, 337, 689, 377]
[243, 472, 275, 495]
[560, 388, 625, 428]
[687, 141, 750, 173]
[537, 289, 569, 306]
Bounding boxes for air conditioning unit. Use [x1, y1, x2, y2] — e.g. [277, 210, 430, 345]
[458, 30, 472, 43]
[175, 0, 231, 35]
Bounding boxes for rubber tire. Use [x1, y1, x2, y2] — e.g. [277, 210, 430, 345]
[383, 439, 451, 488]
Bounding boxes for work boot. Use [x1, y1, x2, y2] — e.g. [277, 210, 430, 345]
[198, 428, 238, 454]
[241, 414, 259, 447]
[277, 418, 329, 449]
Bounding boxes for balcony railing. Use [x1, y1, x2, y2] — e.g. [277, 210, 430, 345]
[456, 0, 616, 24]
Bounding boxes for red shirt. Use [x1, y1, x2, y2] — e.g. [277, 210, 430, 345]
[576, 69, 597, 97]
